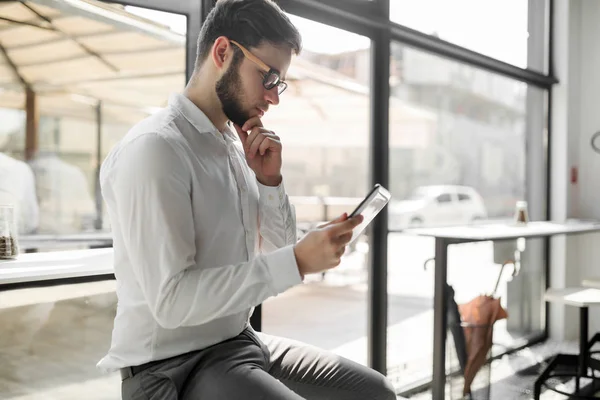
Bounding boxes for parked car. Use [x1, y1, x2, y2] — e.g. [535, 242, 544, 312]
[388, 185, 488, 230]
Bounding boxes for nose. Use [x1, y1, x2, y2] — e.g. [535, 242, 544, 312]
[264, 87, 280, 106]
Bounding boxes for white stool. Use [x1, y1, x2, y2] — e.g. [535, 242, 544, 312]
[534, 287, 600, 399]
[582, 277, 600, 289]
[581, 279, 600, 360]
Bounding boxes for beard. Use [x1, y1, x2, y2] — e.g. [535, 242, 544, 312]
[215, 62, 250, 128]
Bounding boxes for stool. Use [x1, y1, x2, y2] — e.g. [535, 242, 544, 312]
[583, 277, 600, 290]
[534, 287, 600, 399]
[582, 279, 600, 372]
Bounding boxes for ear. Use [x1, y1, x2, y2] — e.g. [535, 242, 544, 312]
[211, 36, 233, 71]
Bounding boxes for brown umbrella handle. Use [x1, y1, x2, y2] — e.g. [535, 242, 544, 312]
[491, 260, 518, 296]
[423, 257, 435, 271]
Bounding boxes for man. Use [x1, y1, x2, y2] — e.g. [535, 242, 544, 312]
[0, 152, 38, 234]
[97, 1, 396, 399]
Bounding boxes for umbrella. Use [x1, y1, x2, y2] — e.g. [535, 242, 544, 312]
[424, 257, 516, 396]
[447, 283, 468, 374]
[423, 258, 468, 374]
[459, 294, 508, 396]
[458, 261, 516, 397]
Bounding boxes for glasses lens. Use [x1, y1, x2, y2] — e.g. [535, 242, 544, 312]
[264, 72, 280, 89]
[277, 82, 288, 95]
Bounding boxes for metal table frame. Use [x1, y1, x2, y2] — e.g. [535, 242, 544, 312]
[404, 220, 600, 399]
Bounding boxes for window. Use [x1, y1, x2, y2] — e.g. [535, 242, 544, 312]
[386, 41, 547, 388]
[390, 0, 548, 72]
[436, 193, 452, 203]
[0, 2, 186, 235]
[261, 15, 371, 367]
[458, 193, 471, 201]
[0, 3, 187, 398]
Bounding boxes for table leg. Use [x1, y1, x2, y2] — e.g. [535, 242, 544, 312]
[432, 238, 449, 400]
[579, 307, 589, 377]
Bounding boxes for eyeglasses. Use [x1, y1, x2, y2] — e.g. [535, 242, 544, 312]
[230, 40, 288, 95]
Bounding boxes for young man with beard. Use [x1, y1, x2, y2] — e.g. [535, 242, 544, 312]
[97, 0, 397, 399]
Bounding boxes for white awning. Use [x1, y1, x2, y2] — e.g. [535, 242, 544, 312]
[0, 0, 185, 124]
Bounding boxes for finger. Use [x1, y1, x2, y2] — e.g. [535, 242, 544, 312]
[317, 213, 347, 229]
[249, 133, 268, 159]
[334, 246, 346, 258]
[246, 127, 271, 148]
[328, 215, 364, 237]
[244, 127, 263, 156]
[233, 124, 248, 146]
[335, 232, 352, 246]
[241, 116, 264, 132]
[258, 136, 280, 156]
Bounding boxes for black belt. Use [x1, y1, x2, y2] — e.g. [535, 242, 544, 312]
[120, 359, 162, 381]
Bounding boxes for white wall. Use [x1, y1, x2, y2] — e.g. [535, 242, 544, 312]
[550, 0, 600, 340]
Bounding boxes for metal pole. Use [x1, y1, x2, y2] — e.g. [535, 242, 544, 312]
[368, 0, 390, 375]
[432, 238, 449, 399]
[186, 0, 204, 81]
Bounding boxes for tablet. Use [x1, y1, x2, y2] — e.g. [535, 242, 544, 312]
[348, 184, 392, 244]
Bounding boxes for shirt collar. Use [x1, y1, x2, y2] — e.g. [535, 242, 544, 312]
[168, 93, 237, 142]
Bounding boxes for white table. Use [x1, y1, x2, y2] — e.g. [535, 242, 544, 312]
[402, 219, 600, 400]
[18, 231, 113, 251]
[0, 248, 114, 289]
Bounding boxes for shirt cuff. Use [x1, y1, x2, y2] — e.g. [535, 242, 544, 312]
[264, 246, 303, 293]
[257, 179, 286, 208]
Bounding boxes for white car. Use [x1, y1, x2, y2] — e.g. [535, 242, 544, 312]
[388, 185, 487, 230]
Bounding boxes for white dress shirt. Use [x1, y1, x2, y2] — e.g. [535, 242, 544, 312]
[97, 93, 302, 372]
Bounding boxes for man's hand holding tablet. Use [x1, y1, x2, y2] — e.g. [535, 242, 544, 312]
[293, 184, 391, 278]
[347, 184, 392, 244]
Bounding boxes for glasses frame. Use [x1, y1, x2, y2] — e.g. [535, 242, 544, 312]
[230, 40, 288, 95]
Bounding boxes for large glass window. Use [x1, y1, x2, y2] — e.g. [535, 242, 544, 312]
[0, 2, 186, 398]
[386, 41, 547, 388]
[390, 0, 546, 72]
[0, 0, 554, 396]
[261, 15, 372, 366]
[0, 1, 186, 237]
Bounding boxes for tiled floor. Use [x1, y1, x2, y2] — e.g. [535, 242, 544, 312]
[408, 340, 593, 399]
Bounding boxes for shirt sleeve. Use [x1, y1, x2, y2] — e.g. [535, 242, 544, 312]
[104, 133, 301, 330]
[256, 180, 298, 253]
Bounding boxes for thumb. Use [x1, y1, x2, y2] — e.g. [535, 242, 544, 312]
[328, 214, 364, 237]
[233, 123, 248, 146]
[317, 213, 348, 229]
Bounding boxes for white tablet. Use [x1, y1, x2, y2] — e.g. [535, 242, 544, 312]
[348, 184, 392, 244]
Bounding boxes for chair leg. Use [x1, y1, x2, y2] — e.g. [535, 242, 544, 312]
[588, 332, 600, 350]
[534, 354, 579, 400]
[588, 357, 600, 373]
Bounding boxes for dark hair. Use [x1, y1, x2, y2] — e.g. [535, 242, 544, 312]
[195, 0, 302, 68]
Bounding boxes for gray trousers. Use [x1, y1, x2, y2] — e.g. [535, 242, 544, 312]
[121, 328, 397, 400]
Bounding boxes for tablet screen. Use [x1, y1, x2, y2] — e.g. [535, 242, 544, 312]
[349, 185, 391, 243]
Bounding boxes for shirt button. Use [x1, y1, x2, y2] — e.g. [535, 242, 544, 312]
[268, 194, 274, 201]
